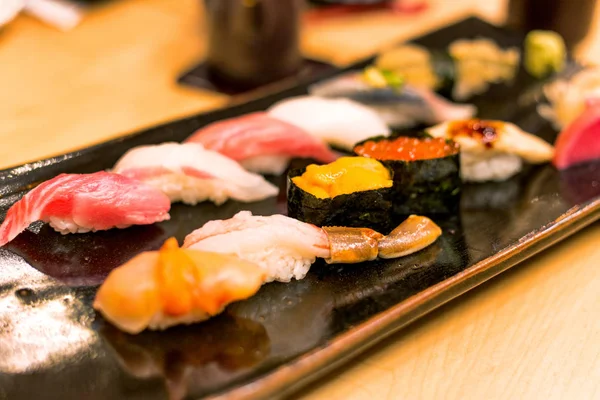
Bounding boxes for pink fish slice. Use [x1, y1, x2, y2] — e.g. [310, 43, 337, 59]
[186, 112, 338, 175]
[0, 171, 171, 246]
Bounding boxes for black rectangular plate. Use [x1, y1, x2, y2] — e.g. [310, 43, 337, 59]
[0, 17, 599, 400]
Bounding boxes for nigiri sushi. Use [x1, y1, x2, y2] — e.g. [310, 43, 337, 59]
[112, 142, 279, 205]
[0, 172, 171, 246]
[93, 238, 266, 334]
[553, 102, 600, 169]
[267, 96, 391, 151]
[309, 69, 477, 128]
[538, 67, 600, 130]
[448, 38, 520, 100]
[426, 119, 555, 182]
[375, 40, 521, 101]
[183, 211, 442, 283]
[185, 112, 337, 175]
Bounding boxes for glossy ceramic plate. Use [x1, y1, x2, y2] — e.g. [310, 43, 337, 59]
[0, 18, 599, 400]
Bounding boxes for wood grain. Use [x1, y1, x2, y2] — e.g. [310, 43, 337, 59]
[0, 0, 599, 399]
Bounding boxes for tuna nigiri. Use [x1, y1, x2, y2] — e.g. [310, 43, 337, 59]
[112, 142, 279, 205]
[553, 102, 600, 169]
[94, 238, 266, 334]
[183, 211, 441, 283]
[309, 70, 477, 128]
[426, 119, 555, 182]
[0, 172, 171, 246]
[185, 112, 338, 175]
[267, 96, 391, 151]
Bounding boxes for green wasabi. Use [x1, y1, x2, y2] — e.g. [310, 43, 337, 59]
[524, 30, 567, 78]
[362, 66, 404, 90]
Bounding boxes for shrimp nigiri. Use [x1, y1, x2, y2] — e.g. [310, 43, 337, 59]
[112, 142, 279, 205]
[185, 112, 338, 175]
[0, 172, 171, 246]
[93, 238, 266, 334]
[183, 211, 442, 283]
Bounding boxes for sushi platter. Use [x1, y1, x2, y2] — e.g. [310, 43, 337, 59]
[1, 17, 599, 400]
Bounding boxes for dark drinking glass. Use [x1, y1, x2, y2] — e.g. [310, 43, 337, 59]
[204, 0, 304, 88]
[507, 0, 597, 48]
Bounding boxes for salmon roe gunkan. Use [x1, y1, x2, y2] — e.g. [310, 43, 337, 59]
[354, 137, 459, 161]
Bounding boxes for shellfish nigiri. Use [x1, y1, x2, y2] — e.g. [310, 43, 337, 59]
[93, 238, 266, 334]
[183, 211, 442, 283]
[185, 112, 337, 175]
[0, 172, 171, 246]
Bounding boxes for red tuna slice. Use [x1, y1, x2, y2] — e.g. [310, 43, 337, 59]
[0, 172, 171, 246]
[186, 112, 337, 164]
[553, 103, 600, 170]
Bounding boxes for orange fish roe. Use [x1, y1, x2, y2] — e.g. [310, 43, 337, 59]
[354, 137, 459, 161]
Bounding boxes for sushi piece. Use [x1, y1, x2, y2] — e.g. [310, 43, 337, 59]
[185, 112, 337, 175]
[426, 119, 555, 182]
[378, 215, 443, 259]
[184, 211, 331, 282]
[93, 238, 266, 334]
[524, 30, 566, 79]
[374, 40, 520, 101]
[309, 69, 477, 128]
[448, 38, 520, 100]
[267, 96, 391, 151]
[287, 157, 393, 231]
[553, 102, 600, 169]
[183, 211, 442, 282]
[112, 142, 279, 205]
[375, 44, 443, 91]
[354, 136, 461, 214]
[0, 172, 171, 246]
[538, 67, 600, 130]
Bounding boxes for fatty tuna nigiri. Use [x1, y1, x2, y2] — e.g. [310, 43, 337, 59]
[183, 211, 441, 283]
[0, 172, 171, 246]
[112, 142, 279, 205]
[185, 112, 338, 175]
[94, 238, 265, 334]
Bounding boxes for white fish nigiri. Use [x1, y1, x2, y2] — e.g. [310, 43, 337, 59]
[112, 142, 279, 205]
[426, 119, 555, 182]
[267, 96, 391, 151]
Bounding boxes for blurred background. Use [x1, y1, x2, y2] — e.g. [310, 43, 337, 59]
[0, 0, 598, 168]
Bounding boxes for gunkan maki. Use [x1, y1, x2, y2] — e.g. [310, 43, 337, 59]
[287, 157, 393, 232]
[354, 136, 461, 215]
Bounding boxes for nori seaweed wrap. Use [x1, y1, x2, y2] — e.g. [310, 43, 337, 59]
[354, 136, 461, 215]
[287, 157, 394, 233]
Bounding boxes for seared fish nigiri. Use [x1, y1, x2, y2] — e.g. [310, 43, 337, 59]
[94, 238, 266, 334]
[426, 119, 555, 182]
[183, 211, 442, 283]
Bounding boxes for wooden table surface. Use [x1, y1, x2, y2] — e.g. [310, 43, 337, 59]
[1, 0, 599, 399]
